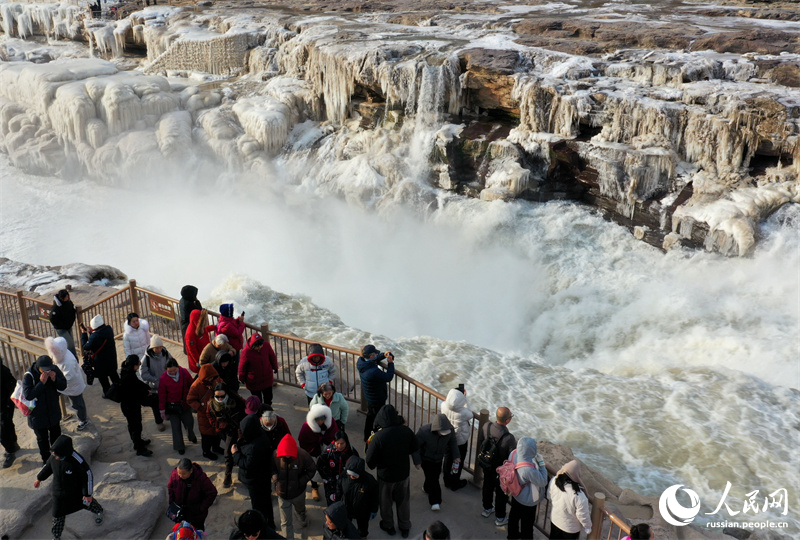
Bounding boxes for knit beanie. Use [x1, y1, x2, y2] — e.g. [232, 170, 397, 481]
[150, 335, 163, 348]
[276, 434, 298, 459]
[90, 314, 104, 329]
[245, 395, 262, 415]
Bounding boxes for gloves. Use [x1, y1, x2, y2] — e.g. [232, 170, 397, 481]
[301, 384, 305, 389]
[370, 513, 378, 520]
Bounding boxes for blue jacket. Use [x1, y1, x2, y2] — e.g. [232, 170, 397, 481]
[356, 355, 394, 405]
[512, 437, 548, 506]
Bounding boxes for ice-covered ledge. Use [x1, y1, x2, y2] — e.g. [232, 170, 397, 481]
[0, 0, 798, 256]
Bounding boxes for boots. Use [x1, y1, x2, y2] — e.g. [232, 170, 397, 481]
[311, 487, 320, 501]
[223, 472, 232, 488]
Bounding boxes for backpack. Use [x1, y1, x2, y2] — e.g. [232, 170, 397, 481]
[497, 449, 535, 498]
[477, 428, 509, 469]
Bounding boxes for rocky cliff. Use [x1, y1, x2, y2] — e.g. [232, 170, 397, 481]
[1, 0, 798, 256]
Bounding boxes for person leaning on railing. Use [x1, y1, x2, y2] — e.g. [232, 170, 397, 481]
[356, 345, 394, 444]
[49, 289, 77, 358]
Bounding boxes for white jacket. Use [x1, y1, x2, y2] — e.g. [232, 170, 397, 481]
[123, 319, 150, 359]
[45, 336, 86, 396]
[440, 388, 473, 445]
[548, 476, 592, 534]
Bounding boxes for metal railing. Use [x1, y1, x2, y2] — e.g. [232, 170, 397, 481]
[0, 280, 633, 538]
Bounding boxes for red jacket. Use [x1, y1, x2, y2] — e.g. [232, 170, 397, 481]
[217, 315, 246, 351]
[167, 463, 217, 526]
[238, 334, 278, 393]
[298, 419, 339, 458]
[158, 367, 193, 412]
[185, 310, 215, 374]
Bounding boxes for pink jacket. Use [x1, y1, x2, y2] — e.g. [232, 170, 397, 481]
[217, 315, 246, 351]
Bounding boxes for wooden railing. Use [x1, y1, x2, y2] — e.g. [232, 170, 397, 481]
[0, 280, 634, 538]
[0, 328, 68, 417]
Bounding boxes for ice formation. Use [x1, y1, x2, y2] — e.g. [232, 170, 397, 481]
[1, 0, 799, 254]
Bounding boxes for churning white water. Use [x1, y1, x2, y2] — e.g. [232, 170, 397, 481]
[1, 147, 799, 529]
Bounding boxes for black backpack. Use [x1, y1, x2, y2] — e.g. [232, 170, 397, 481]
[477, 429, 509, 469]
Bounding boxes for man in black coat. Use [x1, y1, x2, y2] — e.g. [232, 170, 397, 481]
[179, 285, 202, 352]
[0, 356, 20, 468]
[365, 404, 419, 538]
[232, 414, 275, 530]
[34, 435, 104, 540]
[49, 289, 77, 358]
[22, 356, 67, 463]
[338, 456, 378, 538]
[80, 314, 119, 396]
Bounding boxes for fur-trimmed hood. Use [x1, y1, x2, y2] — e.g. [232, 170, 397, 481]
[306, 403, 334, 433]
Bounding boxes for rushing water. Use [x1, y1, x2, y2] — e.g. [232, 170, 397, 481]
[1, 148, 798, 530]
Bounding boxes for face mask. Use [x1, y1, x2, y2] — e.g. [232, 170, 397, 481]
[215, 395, 228, 404]
[439, 430, 451, 435]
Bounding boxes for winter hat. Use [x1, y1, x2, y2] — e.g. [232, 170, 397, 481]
[361, 344, 378, 358]
[308, 343, 324, 358]
[557, 459, 584, 487]
[170, 520, 200, 540]
[276, 434, 298, 459]
[245, 395, 262, 415]
[238, 510, 266, 537]
[90, 314, 104, 329]
[220, 303, 234, 318]
[150, 335, 163, 348]
[36, 355, 54, 371]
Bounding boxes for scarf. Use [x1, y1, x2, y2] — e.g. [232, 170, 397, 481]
[168, 371, 181, 383]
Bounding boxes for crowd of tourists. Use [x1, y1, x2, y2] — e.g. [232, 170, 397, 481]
[0, 285, 655, 540]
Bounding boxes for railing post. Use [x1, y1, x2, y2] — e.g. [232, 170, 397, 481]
[75, 305, 84, 357]
[16, 291, 31, 339]
[260, 322, 270, 335]
[473, 408, 490, 485]
[128, 279, 140, 314]
[589, 492, 606, 540]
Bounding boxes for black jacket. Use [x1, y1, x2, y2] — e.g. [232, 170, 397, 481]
[22, 363, 66, 430]
[118, 369, 150, 414]
[49, 297, 76, 331]
[415, 414, 459, 464]
[233, 415, 273, 486]
[37, 435, 94, 517]
[179, 286, 202, 335]
[81, 325, 117, 377]
[323, 501, 361, 540]
[1, 358, 16, 411]
[338, 456, 378, 519]
[365, 405, 418, 482]
[213, 354, 240, 395]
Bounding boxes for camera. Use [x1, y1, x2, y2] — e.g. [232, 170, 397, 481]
[457, 383, 465, 393]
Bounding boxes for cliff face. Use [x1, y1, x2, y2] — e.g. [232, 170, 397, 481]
[1, 0, 798, 255]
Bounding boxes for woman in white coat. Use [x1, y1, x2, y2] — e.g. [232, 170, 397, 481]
[548, 460, 592, 539]
[440, 386, 473, 490]
[45, 336, 90, 430]
[123, 312, 150, 360]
